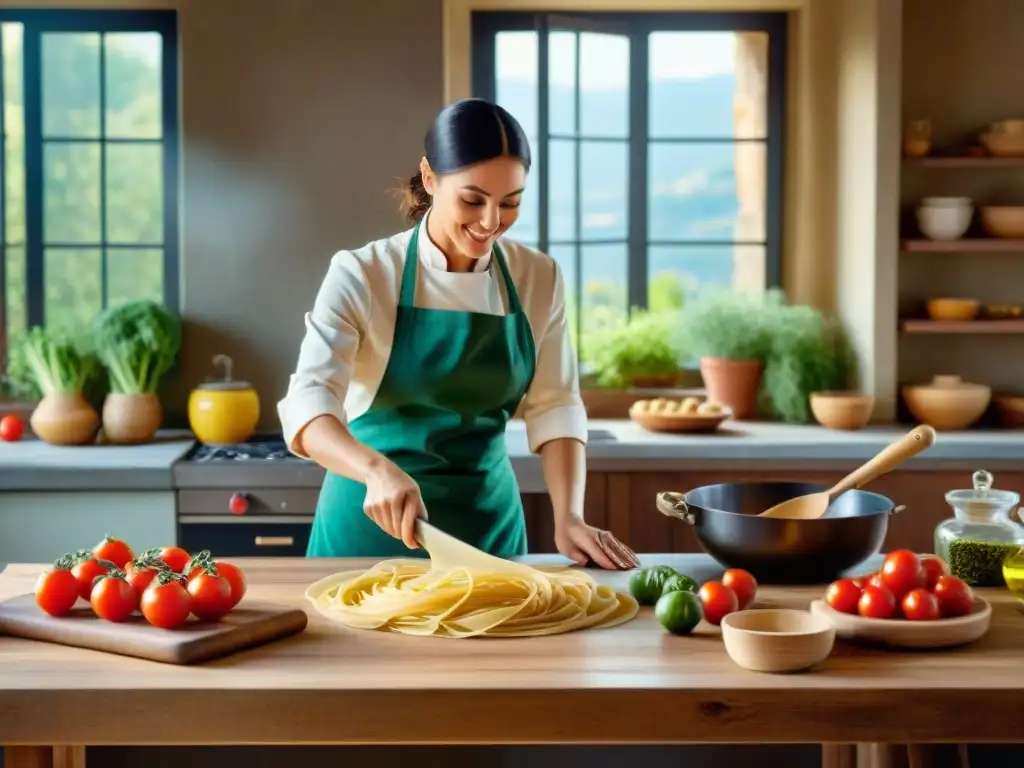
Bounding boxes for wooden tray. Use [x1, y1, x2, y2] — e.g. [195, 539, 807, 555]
[809, 596, 992, 649]
[0, 593, 309, 664]
[629, 406, 732, 434]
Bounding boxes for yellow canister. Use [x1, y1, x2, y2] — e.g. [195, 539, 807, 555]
[188, 354, 261, 445]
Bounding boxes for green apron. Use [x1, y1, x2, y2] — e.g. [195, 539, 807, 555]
[306, 221, 537, 559]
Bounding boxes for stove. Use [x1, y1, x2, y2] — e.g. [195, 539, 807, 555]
[173, 433, 326, 559]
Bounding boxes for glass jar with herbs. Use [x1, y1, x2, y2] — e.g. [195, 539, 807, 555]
[934, 469, 1024, 587]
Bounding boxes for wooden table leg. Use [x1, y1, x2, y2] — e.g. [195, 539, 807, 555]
[4, 746, 85, 768]
[823, 744, 858, 768]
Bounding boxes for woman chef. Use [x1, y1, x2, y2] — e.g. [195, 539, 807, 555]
[278, 98, 639, 571]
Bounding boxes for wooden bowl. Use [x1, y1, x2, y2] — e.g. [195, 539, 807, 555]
[720, 609, 835, 673]
[979, 206, 1024, 239]
[980, 132, 1024, 158]
[901, 375, 991, 431]
[809, 391, 875, 430]
[925, 298, 980, 322]
[629, 399, 732, 434]
[809, 596, 992, 649]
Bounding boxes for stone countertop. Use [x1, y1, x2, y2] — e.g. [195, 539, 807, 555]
[0, 430, 196, 491]
[3, 421, 1024, 492]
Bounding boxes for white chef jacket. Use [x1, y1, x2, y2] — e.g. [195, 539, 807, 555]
[277, 209, 589, 458]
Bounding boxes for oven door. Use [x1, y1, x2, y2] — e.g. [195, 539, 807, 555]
[178, 515, 313, 558]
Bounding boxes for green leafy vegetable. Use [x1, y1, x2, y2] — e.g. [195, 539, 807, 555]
[88, 300, 182, 395]
[589, 308, 683, 388]
[5, 326, 99, 398]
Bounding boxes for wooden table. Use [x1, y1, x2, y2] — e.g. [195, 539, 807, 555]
[1, 554, 1021, 768]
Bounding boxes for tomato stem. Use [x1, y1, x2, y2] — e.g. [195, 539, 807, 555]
[153, 568, 184, 587]
[185, 550, 217, 575]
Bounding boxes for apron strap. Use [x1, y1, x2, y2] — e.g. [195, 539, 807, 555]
[399, 219, 525, 315]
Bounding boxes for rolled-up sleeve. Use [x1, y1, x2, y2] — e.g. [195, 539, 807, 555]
[277, 251, 370, 457]
[520, 257, 589, 453]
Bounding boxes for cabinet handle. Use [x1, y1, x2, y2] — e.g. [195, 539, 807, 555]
[254, 536, 294, 546]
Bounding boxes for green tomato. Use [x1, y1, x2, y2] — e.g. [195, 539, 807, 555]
[661, 572, 699, 596]
[628, 565, 679, 605]
[655, 589, 703, 635]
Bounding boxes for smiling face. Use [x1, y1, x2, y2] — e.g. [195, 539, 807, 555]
[421, 155, 526, 266]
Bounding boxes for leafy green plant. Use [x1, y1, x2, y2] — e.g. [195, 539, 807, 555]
[759, 298, 859, 423]
[88, 300, 182, 395]
[588, 308, 683, 388]
[675, 288, 776, 362]
[4, 326, 99, 398]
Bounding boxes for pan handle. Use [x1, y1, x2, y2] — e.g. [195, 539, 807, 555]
[890, 504, 906, 515]
[656, 492, 695, 525]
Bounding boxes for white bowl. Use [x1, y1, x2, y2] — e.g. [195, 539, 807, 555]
[916, 204, 973, 241]
[720, 609, 835, 674]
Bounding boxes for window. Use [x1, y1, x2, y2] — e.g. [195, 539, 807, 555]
[472, 12, 785, 366]
[0, 10, 179, 345]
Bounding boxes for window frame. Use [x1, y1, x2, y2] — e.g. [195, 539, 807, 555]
[0, 8, 180, 335]
[471, 10, 787, 315]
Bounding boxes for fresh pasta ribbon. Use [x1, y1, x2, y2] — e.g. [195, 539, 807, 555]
[304, 557, 639, 638]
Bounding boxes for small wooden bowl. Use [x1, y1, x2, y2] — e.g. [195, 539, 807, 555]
[629, 403, 733, 434]
[809, 391, 875, 431]
[925, 298, 980, 322]
[809, 596, 992, 649]
[720, 609, 835, 673]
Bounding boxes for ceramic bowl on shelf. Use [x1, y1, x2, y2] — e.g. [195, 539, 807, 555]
[980, 132, 1024, 158]
[915, 197, 973, 241]
[994, 395, 1024, 428]
[809, 596, 992, 649]
[809, 391, 875, 431]
[979, 206, 1024, 239]
[720, 609, 835, 673]
[925, 298, 981, 321]
[990, 119, 1024, 135]
[901, 375, 992, 431]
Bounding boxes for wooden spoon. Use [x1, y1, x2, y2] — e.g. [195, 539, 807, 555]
[758, 425, 937, 520]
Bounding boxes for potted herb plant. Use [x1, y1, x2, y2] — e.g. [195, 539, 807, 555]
[89, 299, 182, 444]
[6, 326, 101, 445]
[588, 308, 683, 389]
[677, 289, 774, 419]
[759, 299, 859, 424]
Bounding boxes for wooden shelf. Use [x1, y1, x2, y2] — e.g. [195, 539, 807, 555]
[900, 319, 1024, 334]
[903, 156, 1024, 169]
[901, 238, 1024, 253]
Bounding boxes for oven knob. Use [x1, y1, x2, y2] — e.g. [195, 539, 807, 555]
[229, 492, 250, 515]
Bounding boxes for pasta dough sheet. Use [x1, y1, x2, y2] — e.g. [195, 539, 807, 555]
[304, 522, 639, 638]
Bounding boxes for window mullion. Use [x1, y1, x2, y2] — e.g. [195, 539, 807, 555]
[626, 26, 648, 314]
[536, 14, 549, 256]
[22, 21, 42, 328]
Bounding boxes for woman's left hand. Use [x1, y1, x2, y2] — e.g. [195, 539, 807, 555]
[554, 517, 640, 570]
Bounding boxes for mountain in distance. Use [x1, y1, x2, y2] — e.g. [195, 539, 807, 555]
[496, 73, 752, 293]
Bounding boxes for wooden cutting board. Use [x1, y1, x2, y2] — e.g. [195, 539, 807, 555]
[0, 593, 309, 665]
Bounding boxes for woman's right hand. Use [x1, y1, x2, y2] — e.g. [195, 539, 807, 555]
[363, 459, 427, 549]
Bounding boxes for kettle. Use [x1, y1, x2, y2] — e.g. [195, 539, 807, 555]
[188, 354, 261, 445]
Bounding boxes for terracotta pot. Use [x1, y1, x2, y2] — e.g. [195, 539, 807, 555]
[699, 357, 763, 420]
[102, 393, 163, 444]
[30, 393, 101, 446]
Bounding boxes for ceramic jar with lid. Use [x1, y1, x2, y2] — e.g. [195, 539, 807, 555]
[187, 354, 261, 446]
[934, 469, 1024, 587]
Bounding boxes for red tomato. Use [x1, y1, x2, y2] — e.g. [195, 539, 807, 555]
[141, 573, 192, 629]
[721, 569, 757, 610]
[880, 549, 925, 600]
[92, 535, 134, 569]
[858, 584, 897, 619]
[932, 574, 974, 618]
[850, 573, 872, 589]
[901, 588, 940, 621]
[824, 578, 862, 614]
[34, 566, 80, 617]
[71, 556, 112, 600]
[697, 581, 739, 626]
[158, 546, 191, 574]
[919, 555, 950, 589]
[197, 560, 247, 609]
[187, 571, 233, 621]
[90, 575, 138, 622]
[125, 561, 161, 595]
[0, 414, 24, 442]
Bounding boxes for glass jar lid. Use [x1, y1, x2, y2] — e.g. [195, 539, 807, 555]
[195, 354, 254, 391]
[944, 469, 1021, 523]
